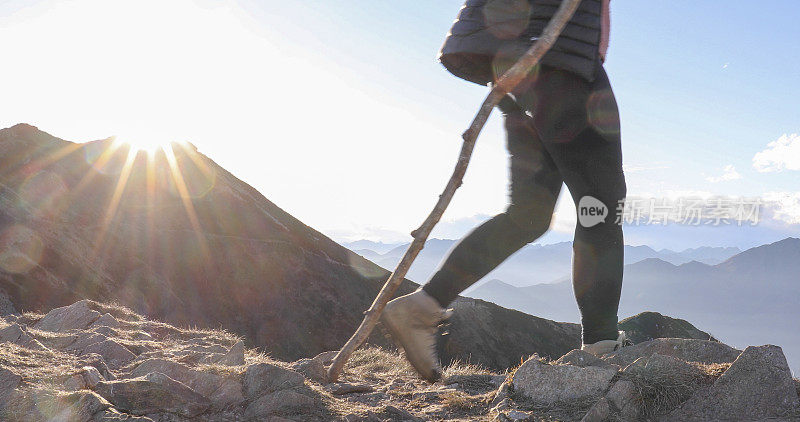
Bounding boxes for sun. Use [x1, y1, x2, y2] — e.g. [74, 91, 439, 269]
[110, 130, 182, 154]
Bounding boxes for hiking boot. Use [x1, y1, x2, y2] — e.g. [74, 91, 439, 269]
[381, 288, 453, 383]
[581, 331, 632, 356]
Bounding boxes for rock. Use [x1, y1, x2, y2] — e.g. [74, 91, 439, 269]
[604, 379, 641, 419]
[65, 332, 108, 352]
[244, 363, 304, 399]
[329, 382, 374, 395]
[81, 365, 104, 389]
[57, 391, 112, 421]
[291, 357, 327, 384]
[581, 397, 610, 422]
[62, 373, 88, 391]
[94, 372, 210, 417]
[91, 313, 120, 329]
[91, 326, 118, 338]
[0, 288, 17, 316]
[623, 353, 702, 382]
[511, 356, 618, 405]
[556, 349, 613, 368]
[0, 367, 22, 402]
[82, 354, 117, 381]
[217, 340, 245, 366]
[603, 338, 740, 368]
[504, 409, 534, 421]
[0, 323, 48, 350]
[6, 389, 111, 422]
[83, 339, 136, 368]
[312, 350, 338, 366]
[604, 380, 636, 411]
[34, 300, 101, 332]
[663, 345, 800, 421]
[243, 390, 316, 419]
[131, 358, 243, 409]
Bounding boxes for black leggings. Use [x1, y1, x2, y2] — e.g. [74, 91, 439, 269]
[423, 64, 626, 344]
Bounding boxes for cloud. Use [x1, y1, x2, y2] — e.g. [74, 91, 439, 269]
[753, 134, 800, 172]
[705, 164, 742, 183]
[762, 191, 800, 225]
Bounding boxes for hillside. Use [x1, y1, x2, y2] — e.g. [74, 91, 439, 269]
[1, 300, 798, 421]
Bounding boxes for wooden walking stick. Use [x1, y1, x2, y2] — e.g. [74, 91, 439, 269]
[327, 0, 583, 382]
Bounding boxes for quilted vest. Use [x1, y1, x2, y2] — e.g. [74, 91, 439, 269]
[439, 0, 602, 85]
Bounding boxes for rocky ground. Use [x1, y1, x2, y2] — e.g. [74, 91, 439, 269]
[1, 300, 799, 421]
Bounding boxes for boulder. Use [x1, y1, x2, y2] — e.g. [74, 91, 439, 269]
[131, 358, 243, 409]
[65, 332, 108, 352]
[62, 373, 88, 391]
[2, 389, 110, 422]
[623, 353, 703, 380]
[82, 354, 117, 381]
[0, 367, 22, 403]
[243, 390, 316, 420]
[90, 313, 121, 329]
[83, 339, 136, 368]
[81, 366, 104, 389]
[663, 345, 800, 421]
[556, 349, 614, 368]
[605, 379, 635, 410]
[244, 363, 304, 399]
[604, 379, 639, 419]
[291, 357, 328, 384]
[94, 372, 209, 418]
[55, 391, 111, 421]
[34, 300, 101, 332]
[511, 355, 618, 405]
[0, 323, 48, 350]
[603, 338, 740, 368]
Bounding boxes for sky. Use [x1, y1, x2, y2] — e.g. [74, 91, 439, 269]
[1, 0, 798, 250]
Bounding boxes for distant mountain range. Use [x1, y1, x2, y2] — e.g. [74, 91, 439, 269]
[344, 239, 741, 287]
[344, 236, 799, 373]
[466, 237, 800, 374]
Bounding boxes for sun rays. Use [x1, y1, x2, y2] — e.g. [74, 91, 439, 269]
[84, 136, 212, 262]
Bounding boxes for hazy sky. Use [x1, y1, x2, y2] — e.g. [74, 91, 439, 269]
[2, 0, 798, 249]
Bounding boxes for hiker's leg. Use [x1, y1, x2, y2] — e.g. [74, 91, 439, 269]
[422, 97, 563, 308]
[528, 65, 626, 345]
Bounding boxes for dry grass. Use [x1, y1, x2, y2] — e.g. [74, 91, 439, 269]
[443, 360, 496, 377]
[344, 346, 415, 380]
[0, 342, 81, 382]
[440, 390, 492, 412]
[624, 361, 713, 420]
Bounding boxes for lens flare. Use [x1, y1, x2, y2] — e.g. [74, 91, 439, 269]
[0, 225, 44, 274]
